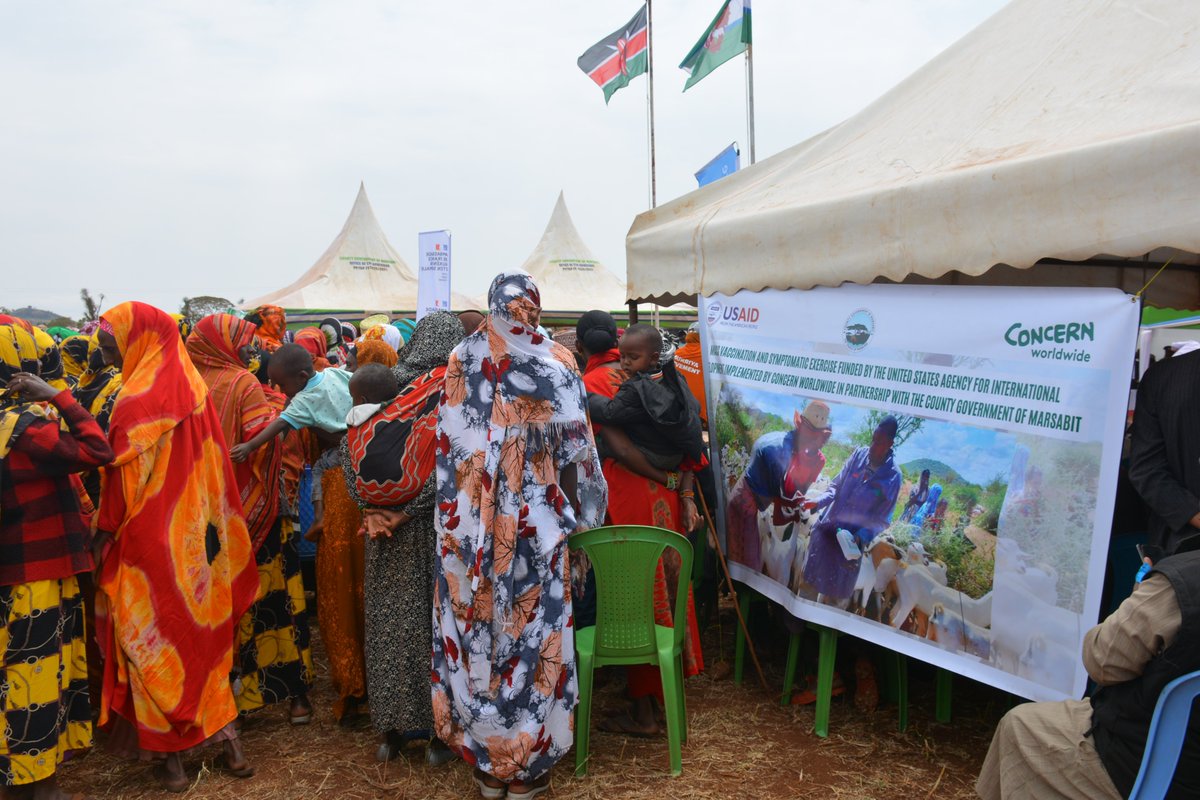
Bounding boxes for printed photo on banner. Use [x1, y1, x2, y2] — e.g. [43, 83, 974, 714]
[701, 285, 1138, 701]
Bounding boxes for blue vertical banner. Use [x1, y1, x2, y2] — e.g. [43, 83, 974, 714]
[695, 142, 740, 187]
[417, 230, 452, 320]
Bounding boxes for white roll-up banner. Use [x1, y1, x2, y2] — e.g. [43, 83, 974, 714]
[417, 230, 452, 320]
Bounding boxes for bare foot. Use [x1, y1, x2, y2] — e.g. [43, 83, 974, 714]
[221, 739, 254, 778]
[152, 755, 189, 793]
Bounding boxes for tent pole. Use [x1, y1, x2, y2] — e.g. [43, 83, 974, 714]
[745, 43, 756, 165]
[628, 300, 639, 324]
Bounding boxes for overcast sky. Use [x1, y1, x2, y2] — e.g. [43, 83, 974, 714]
[1, 0, 1008, 317]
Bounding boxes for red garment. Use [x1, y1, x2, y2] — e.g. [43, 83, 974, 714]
[294, 328, 331, 371]
[95, 301, 258, 754]
[583, 353, 704, 697]
[345, 366, 444, 508]
[186, 314, 282, 550]
[0, 390, 113, 586]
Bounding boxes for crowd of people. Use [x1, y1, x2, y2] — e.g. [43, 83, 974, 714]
[0, 270, 710, 800]
[7, 273, 1200, 800]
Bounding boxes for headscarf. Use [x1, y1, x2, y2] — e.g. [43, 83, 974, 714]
[363, 323, 402, 353]
[393, 311, 468, 388]
[436, 269, 606, 624]
[0, 316, 66, 461]
[46, 325, 79, 343]
[355, 338, 399, 369]
[346, 311, 464, 508]
[294, 327, 332, 371]
[100, 302, 209, 466]
[186, 314, 280, 548]
[73, 337, 122, 432]
[250, 305, 287, 352]
[95, 301, 257, 753]
[169, 313, 193, 342]
[392, 318, 417, 344]
[60, 334, 91, 385]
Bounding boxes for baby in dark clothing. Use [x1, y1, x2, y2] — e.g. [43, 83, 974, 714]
[588, 324, 705, 470]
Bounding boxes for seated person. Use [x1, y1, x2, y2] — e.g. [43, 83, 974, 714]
[587, 323, 705, 472]
[976, 540, 1200, 800]
[230, 343, 353, 462]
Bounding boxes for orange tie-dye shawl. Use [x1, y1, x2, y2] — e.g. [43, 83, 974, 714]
[95, 301, 258, 754]
[186, 314, 282, 550]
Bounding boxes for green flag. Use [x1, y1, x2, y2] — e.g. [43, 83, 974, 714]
[679, 0, 751, 91]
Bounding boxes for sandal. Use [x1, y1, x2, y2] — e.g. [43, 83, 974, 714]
[473, 769, 507, 800]
[790, 672, 846, 706]
[508, 775, 550, 800]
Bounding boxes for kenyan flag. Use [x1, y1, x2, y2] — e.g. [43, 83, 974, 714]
[577, 5, 648, 104]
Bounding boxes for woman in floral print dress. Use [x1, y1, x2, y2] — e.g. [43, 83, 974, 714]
[432, 271, 607, 799]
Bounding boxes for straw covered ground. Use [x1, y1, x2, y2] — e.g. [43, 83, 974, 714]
[64, 600, 1009, 799]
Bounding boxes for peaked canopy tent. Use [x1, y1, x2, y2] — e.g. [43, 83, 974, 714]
[245, 183, 476, 320]
[625, 0, 1200, 307]
[522, 192, 695, 326]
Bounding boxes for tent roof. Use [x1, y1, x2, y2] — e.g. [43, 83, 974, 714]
[520, 192, 631, 312]
[245, 183, 474, 312]
[625, 0, 1200, 304]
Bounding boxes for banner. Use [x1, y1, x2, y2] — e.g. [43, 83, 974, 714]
[700, 285, 1139, 701]
[417, 230, 452, 320]
[696, 142, 740, 187]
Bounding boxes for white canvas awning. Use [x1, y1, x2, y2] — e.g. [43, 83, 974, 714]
[520, 192, 631, 312]
[625, 0, 1200, 305]
[246, 183, 474, 312]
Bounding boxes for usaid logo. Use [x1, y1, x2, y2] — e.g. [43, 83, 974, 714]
[708, 302, 761, 328]
[706, 301, 723, 326]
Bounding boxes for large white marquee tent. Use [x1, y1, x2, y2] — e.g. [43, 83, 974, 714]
[246, 183, 474, 313]
[624, 0, 1200, 306]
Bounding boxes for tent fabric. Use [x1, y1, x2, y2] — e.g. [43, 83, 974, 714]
[245, 183, 474, 312]
[519, 192, 631, 312]
[625, 0, 1200, 304]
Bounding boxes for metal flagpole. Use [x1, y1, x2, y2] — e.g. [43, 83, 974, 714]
[629, 0, 656, 326]
[647, 0, 658, 207]
[745, 41, 757, 164]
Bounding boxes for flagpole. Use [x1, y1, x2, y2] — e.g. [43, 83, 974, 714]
[745, 42, 756, 164]
[630, 0, 656, 326]
[647, 0, 658, 207]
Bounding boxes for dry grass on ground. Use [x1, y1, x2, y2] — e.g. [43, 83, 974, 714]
[64, 601, 1009, 799]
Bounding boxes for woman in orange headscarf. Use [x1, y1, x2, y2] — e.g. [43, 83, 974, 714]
[246, 305, 287, 353]
[94, 302, 259, 792]
[186, 314, 314, 725]
[294, 327, 331, 371]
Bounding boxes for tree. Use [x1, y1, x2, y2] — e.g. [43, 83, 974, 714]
[80, 289, 105, 323]
[180, 295, 237, 320]
[850, 409, 924, 450]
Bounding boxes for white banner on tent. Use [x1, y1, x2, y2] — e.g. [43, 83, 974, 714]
[700, 285, 1139, 701]
[417, 230, 452, 319]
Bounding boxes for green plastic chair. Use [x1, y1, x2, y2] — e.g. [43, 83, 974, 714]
[570, 525, 694, 777]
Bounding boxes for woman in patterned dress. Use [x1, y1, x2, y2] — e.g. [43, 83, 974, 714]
[432, 272, 607, 800]
[343, 312, 463, 762]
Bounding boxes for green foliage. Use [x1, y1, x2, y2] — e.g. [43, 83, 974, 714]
[181, 295, 237, 320]
[850, 410, 924, 449]
[79, 289, 104, 323]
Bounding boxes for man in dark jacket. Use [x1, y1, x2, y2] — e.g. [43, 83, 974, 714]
[976, 540, 1200, 799]
[1129, 349, 1200, 553]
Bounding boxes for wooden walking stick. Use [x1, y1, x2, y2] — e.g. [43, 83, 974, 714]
[696, 490, 770, 692]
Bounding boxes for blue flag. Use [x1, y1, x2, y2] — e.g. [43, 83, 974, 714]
[695, 142, 740, 187]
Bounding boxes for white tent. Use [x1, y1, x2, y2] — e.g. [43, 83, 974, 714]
[247, 183, 474, 312]
[520, 192, 631, 312]
[625, 0, 1200, 305]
